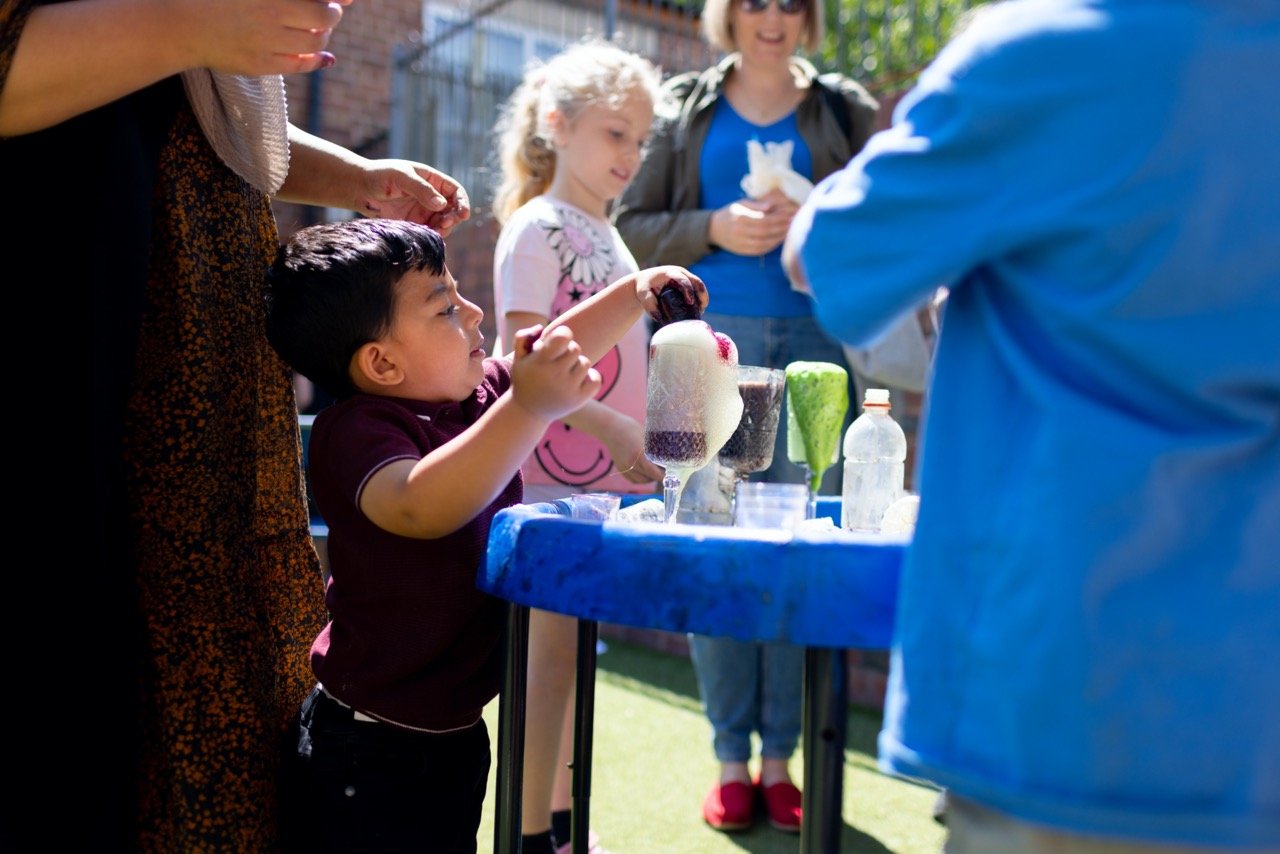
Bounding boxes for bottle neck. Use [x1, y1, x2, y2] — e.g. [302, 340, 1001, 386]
[862, 403, 891, 414]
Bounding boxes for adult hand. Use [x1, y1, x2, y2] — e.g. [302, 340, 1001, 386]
[510, 326, 602, 422]
[184, 0, 355, 76]
[632, 266, 709, 326]
[0, 0, 354, 135]
[355, 160, 473, 236]
[708, 188, 800, 257]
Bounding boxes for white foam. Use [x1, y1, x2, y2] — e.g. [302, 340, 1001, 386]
[650, 319, 720, 352]
[645, 320, 744, 503]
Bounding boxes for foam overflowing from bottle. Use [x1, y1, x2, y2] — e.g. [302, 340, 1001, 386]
[644, 320, 743, 509]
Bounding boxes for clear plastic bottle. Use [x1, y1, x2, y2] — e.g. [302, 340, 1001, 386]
[841, 388, 907, 532]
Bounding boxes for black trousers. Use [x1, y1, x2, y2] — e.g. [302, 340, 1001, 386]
[280, 687, 491, 853]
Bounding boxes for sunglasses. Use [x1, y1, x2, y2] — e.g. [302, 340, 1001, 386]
[739, 0, 807, 13]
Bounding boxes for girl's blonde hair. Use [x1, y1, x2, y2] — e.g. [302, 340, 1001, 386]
[701, 0, 825, 55]
[492, 38, 664, 225]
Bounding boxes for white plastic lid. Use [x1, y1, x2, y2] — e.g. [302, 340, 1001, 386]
[863, 388, 891, 406]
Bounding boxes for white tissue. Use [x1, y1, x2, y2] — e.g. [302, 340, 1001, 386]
[880, 494, 920, 535]
[740, 140, 814, 205]
[617, 498, 666, 524]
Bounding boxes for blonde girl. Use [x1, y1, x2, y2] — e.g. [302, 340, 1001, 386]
[491, 38, 665, 854]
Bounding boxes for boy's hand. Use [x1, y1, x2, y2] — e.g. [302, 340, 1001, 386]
[511, 325, 601, 421]
[634, 266, 709, 326]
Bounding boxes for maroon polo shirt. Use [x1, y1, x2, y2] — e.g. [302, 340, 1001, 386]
[308, 358, 519, 730]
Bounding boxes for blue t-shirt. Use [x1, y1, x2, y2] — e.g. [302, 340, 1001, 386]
[791, 0, 1280, 848]
[690, 102, 814, 318]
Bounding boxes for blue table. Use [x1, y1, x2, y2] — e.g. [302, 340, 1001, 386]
[479, 498, 907, 853]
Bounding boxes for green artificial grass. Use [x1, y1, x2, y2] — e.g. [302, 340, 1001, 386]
[478, 637, 945, 853]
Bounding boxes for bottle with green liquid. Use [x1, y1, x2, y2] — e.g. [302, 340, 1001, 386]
[784, 361, 849, 517]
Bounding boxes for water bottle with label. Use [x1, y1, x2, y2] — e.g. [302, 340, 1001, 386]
[841, 388, 907, 531]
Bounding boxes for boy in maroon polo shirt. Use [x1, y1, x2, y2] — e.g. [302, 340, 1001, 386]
[265, 218, 706, 852]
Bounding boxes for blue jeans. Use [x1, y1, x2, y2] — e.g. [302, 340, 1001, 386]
[689, 636, 805, 762]
[691, 313, 850, 764]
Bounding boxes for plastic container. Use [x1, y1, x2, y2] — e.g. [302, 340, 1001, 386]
[656, 284, 703, 324]
[841, 388, 906, 532]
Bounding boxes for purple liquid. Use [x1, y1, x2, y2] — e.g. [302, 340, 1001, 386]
[719, 380, 782, 474]
[645, 430, 708, 468]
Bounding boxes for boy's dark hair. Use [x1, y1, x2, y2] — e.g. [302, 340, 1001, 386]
[265, 218, 447, 400]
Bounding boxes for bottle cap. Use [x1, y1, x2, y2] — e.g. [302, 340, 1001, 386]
[863, 388, 891, 406]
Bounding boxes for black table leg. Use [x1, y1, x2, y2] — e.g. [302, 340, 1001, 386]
[495, 602, 530, 854]
[570, 619, 599, 854]
[801, 647, 848, 854]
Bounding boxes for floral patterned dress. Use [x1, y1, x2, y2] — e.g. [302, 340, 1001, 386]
[2, 3, 326, 850]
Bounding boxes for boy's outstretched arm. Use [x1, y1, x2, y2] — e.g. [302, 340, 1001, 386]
[358, 326, 600, 539]
[544, 266, 708, 365]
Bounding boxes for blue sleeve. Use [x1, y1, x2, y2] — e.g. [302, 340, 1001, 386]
[792, 1, 1124, 346]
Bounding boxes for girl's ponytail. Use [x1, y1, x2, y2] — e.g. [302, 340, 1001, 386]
[493, 74, 557, 226]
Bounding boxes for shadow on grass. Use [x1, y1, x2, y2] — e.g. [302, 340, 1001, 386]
[695, 824, 896, 853]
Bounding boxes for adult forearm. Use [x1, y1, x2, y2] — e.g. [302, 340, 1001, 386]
[0, 0, 186, 135]
[1, 0, 342, 137]
[276, 124, 365, 208]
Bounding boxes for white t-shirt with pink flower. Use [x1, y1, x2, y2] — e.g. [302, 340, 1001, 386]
[493, 195, 650, 494]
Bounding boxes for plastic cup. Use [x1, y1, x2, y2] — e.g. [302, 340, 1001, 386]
[732, 482, 809, 530]
[568, 493, 621, 521]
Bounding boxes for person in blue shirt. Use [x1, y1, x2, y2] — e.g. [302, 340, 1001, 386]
[783, 0, 1280, 851]
[615, 0, 880, 834]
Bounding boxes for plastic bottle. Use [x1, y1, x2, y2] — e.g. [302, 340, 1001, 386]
[841, 388, 907, 532]
[656, 284, 703, 325]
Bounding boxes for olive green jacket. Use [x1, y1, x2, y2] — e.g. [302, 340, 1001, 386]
[614, 53, 879, 268]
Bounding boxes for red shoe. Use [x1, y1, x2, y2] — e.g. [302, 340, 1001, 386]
[702, 781, 756, 832]
[757, 778, 803, 833]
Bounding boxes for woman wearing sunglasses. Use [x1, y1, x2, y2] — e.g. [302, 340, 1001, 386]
[615, 0, 879, 836]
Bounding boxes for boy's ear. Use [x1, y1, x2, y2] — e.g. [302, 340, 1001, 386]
[351, 341, 404, 390]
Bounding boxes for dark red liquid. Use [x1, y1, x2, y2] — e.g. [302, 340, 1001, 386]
[719, 380, 782, 473]
[644, 430, 708, 467]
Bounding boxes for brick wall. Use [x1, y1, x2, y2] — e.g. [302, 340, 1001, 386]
[273, 0, 417, 236]
[283, 0, 417, 152]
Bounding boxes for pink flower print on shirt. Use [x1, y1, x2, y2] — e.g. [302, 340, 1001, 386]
[546, 207, 617, 291]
